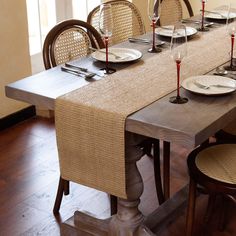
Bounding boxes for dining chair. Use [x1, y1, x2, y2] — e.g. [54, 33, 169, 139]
[87, 0, 146, 46]
[43, 19, 105, 69]
[160, 0, 194, 26]
[215, 120, 236, 143]
[42, 19, 120, 215]
[186, 143, 236, 236]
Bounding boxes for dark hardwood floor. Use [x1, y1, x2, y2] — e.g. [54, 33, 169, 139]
[0, 117, 236, 235]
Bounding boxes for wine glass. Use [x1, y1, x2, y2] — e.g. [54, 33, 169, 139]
[169, 24, 188, 104]
[224, 3, 236, 71]
[198, 0, 209, 32]
[148, 0, 161, 53]
[99, 3, 116, 74]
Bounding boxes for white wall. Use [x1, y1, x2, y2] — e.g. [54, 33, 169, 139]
[0, 0, 31, 118]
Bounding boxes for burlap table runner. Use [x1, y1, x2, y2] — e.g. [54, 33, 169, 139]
[55, 25, 230, 199]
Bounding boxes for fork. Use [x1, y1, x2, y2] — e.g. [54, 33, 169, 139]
[194, 81, 236, 89]
[89, 47, 130, 60]
[61, 66, 96, 79]
[64, 63, 102, 77]
[159, 26, 182, 36]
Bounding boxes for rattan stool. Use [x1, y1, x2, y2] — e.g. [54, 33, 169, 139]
[186, 143, 236, 236]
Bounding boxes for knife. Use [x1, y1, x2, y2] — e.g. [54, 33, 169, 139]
[64, 63, 103, 77]
[61, 66, 96, 79]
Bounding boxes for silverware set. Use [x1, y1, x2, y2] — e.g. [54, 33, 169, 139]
[61, 63, 101, 79]
[89, 47, 129, 60]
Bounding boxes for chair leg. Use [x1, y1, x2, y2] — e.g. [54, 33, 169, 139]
[142, 139, 153, 157]
[163, 141, 170, 200]
[153, 139, 165, 205]
[53, 177, 69, 214]
[203, 194, 216, 224]
[186, 178, 197, 236]
[63, 179, 70, 195]
[110, 195, 118, 215]
[218, 195, 228, 231]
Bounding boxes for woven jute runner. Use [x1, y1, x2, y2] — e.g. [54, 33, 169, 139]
[56, 25, 230, 199]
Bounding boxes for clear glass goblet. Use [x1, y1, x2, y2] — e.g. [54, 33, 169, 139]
[99, 3, 116, 74]
[148, 0, 162, 53]
[169, 24, 188, 104]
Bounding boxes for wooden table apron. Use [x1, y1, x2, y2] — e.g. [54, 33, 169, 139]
[5, 23, 236, 235]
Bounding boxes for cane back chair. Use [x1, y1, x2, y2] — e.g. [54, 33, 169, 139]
[87, 0, 146, 46]
[186, 143, 236, 235]
[160, 0, 194, 26]
[43, 19, 105, 69]
[42, 19, 119, 215]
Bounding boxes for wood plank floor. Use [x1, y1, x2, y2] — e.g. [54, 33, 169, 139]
[0, 117, 236, 236]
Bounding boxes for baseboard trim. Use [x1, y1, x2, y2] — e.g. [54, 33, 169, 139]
[0, 106, 36, 131]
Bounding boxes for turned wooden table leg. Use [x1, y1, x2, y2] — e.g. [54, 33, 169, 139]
[61, 132, 155, 235]
[108, 132, 155, 236]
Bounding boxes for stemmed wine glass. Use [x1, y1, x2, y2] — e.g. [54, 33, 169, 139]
[148, 0, 161, 53]
[198, 0, 209, 32]
[169, 24, 188, 104]
[99, 3, 116, 74]
[224, 3, 236, 71]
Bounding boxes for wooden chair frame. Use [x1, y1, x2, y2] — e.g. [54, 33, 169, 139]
[43, 19, 104, 70]
[186, 143, 236, 236]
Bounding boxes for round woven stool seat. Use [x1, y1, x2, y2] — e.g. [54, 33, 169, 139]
[195, 144, 236, 184]
[186, 143, 236, 236]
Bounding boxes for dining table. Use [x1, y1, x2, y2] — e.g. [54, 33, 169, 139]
[5, 18, 236, 235]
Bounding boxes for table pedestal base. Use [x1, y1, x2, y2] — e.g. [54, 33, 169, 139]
[61, 206, 154, 236]
[61, 132, 154, 236]
[60, 132, 189, 235]
[60, 185, 189, 236]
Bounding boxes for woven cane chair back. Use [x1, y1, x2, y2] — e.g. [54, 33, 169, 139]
[43, 19, 104, 69]
[87, 0, 145, 46]
[160, 0, 193, 26]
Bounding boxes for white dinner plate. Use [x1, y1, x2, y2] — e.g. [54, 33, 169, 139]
[182, 75, 236, 96]
[91, 48, 142, 63]
[155, 26, 197, 38]
[205, 10, 236, 20]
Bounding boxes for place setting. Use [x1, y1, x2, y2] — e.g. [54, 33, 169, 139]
[182, 75, 236, 96]
[154, 1, 198, 41]
[90, 3, 143, 73]
[181, 1, 234, 32]
[61, 3, 144, 79]
[128, 0, 166, 51]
